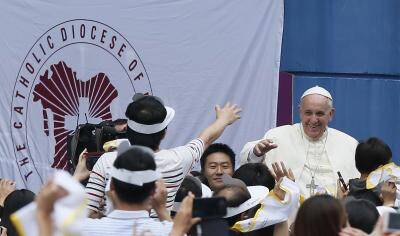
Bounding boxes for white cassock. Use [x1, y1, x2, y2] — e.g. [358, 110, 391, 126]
[240, 123, 359, 198]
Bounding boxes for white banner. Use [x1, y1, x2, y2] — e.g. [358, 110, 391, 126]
[0, 0, 283, 192]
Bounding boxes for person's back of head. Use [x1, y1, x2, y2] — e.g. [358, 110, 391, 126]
[214, 185, 251, 208]
[214, 185, 251, 227]
[294, 194, 347, 236]
[111, 145, 157, 204]
[345, 198, 379, 234]
[2, 189, 35, 236]
[233, 163, 275, 190]
[125, 93, 173, 151]
[355, 137, 392, 174]
[175, 176, 203, 202]
[172, 176, 203, 216]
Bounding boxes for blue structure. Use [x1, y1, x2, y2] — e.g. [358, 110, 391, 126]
[280, 0, 400, 162]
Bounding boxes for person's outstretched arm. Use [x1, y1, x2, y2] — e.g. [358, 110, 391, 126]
[198, 102, 241, 149]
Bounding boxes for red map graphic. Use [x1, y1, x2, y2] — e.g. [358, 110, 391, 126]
[33, 61, 118, 169]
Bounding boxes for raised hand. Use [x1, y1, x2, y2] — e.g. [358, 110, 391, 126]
[215, 102, 242, 125]
[199, 102, 242, 149]
[271, 161, 295, 182]
[152, 180, 168, 210]
[36, 180, 68, 214]
[337, 179, 349, 199]
[0, 179, 16, 206]
[253, 139, 277, 157]
[151, 179, 171, 222]
[273, 178, 286, 201]
[36, 180, 68, 236]
[73, 149, 90, 182]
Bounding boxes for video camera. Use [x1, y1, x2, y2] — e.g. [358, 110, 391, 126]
[67, 119, 127, 171]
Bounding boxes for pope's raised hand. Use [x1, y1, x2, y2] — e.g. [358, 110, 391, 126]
[253, 139, 277, 157]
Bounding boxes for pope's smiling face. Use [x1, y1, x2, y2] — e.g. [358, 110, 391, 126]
[300, 94, 335, 140]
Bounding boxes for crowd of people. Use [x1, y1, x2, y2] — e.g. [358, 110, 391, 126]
[0, 86, 400, 236]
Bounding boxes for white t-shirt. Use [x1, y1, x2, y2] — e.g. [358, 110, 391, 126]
[85, 138, 204, 212]
[83, 210, 173, 236]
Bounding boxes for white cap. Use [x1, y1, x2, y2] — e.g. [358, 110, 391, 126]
[301, 86, 332, 100]
[224, 186, 269, 218]
[127, 106, 175, 134]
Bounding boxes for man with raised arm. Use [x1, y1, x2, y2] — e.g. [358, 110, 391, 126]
[85, 93, 241, 216]
[240, 86, 358, 198]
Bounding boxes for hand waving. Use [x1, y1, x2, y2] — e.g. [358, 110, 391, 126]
[253, 139, 278, 157]
[215, 102, 241, 125]
[271, 162, 295, 182]
[0, 179, 16, 206]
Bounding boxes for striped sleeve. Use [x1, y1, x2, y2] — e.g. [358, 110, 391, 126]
[180, 138, 205, 175]
[161, 166, 184, 209]
[85, 159, 107, 212]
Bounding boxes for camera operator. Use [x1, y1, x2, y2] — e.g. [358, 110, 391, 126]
[68, 118, 129, 174]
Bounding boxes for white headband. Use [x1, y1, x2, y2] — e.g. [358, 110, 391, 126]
[110, 166, 161, 186]
[127, 106, 175, 134]
[301, 85, 332, 100]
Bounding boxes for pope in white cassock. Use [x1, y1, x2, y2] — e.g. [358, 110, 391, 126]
[240, 86, 359, 198]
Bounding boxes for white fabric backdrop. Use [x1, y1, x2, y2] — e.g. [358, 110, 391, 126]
[0, 0, 283, 192]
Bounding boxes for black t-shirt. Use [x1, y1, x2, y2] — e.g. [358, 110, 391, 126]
[348, 178, 383, 206]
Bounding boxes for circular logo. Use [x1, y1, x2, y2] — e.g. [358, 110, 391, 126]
[10, 19, 151, 189]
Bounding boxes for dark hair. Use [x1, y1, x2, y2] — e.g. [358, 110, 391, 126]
[2, 189, 35, 236]
[175, 176, 203, 203]
[233, 163, 275, 190]
[112, 146, 157, 204]
[294, 195, 347, 236]
[355, 137, 392, 174]
[213, 186, 251, 227]
[125, 95, 167, 151]
[113, 118, 128, 125]
[214, 186, 250, 207]
[125, 128, 166, 151]
[345, 198, 379, 234]
[200, 143, 235, 172]
[190, 171, 202, 177]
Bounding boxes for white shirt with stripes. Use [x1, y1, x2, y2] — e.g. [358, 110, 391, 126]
[85, 138, 205, 213]
[82, 210, 173, 236]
